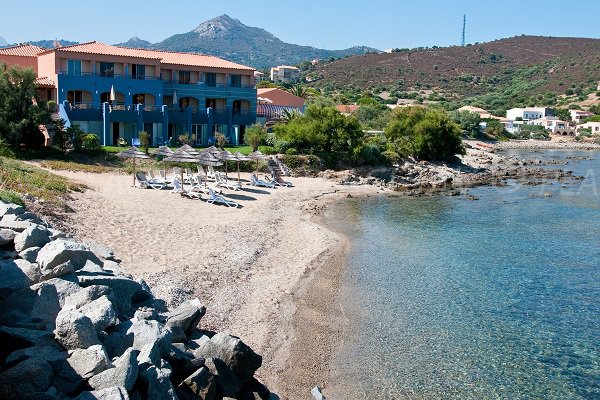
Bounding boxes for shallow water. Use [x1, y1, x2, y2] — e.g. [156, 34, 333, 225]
[326, 150, 600, 399]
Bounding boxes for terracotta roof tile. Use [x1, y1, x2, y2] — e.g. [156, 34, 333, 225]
[34, 76, 55, 87]
[0, 44, 46, 57]
[45, 41, 254, 71]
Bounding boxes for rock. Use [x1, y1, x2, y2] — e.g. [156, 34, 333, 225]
[54, 309, 100, 350]
[166, 298, 206, 342]
[0, 219, 35, 232]
[31, 281, 62, 330]
[140, 365, 178, 400]
[31, 275, 80, 307]
[240, 377, 271, 400]
[0, 202, 25, 217]
[36, 239, 101, 272]
[47, 228, 67, 241]
[0, 326, 53, 347]
[134, 307, 158, 321]
[127, 319, 172, 357]
[67, 344, 111, 378]
[14, 225, 51, 253]
[77, 295, 118, 332]
[40, 260, 76, 281]
[85, 240, 116, 261]
[77, 260, 111, 277]
[163, 344, 204, 384]
[311, 386, 326, 400]
[0, 357, 54, 400]
[194, 332, 262, 386]
[19, 246, 41, 263]
[88, 348, 139, 391]
[102, 260, 133, 279]
[74, 387, 130, 400]
[78, 275, 150, 317]
[63, 285, 114, 311]
[0, 259, 38, 295]
[0, 228, 15, 249]
[137, 342, 161, 368]
[180, 366, 217, 400]
[204, 357, 240, 397]
[5, 339, 67, 368]
[102, 321, 134, 359]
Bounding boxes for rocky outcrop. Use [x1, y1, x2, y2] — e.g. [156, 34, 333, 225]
[0, 201, 270, 400]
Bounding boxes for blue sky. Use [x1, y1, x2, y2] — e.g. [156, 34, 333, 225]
[2, 0, 599, 50]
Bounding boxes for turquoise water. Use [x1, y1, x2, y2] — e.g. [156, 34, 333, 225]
[326, 150, 600, 399]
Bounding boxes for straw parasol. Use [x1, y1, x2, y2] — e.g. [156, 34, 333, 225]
[150, 145, 174, 157]
[116, 146, 150, 186]
[178, 144, 200, 156]
[232, 151, 251, 184]
[163, 149, 201, 195]
[248, 150, 270, 173]
[197, 152, 223, 187]
[217, 150, 235, 179]
[200, 146, 219, 155]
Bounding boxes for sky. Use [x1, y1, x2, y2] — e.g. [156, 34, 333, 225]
[1, 0, 599, 50]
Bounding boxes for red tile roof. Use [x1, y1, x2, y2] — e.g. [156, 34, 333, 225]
[44, 41, 254, 71]
[0, 44, 46, 57]
[34, 77, 55, 87]
[335, 105, 360, 114]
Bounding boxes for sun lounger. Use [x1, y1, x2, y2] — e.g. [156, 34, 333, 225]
[147, 170, 169, 186]
[136, 172, 166, 190]
[250, 173, 275, 188]
[215, 172, 241, 191]
[158, 169, 172, 184]
[190, 176, 223, 195]
[265, 171, 292, 187]
[171, 178, 202, 199]
[207, 187, 239, 208]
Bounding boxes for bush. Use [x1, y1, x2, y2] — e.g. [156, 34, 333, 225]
[80, 134, 100, 152]
[352, 143, 382, 166]
[0, 189, 24, 206]
[381, 150, 401, 165]
[244, 124, 267, 152]
[138, 131, 150, 154]
[260, 146, 277, 155]
[285, 148, 298, 155]
[48, 100, 57, 113]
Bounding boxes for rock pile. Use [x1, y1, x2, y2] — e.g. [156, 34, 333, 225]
[0, 201, 269, 400]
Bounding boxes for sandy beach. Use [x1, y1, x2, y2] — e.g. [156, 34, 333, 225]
[45, 168, 379, 399]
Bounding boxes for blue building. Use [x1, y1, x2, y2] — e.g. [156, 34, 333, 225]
[36, 42, 256, 146]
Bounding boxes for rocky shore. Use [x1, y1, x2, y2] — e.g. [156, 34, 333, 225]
[0, 201, 271, 400]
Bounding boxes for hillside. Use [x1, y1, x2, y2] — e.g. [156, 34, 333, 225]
[0, 36, 7, 46]
[311, 36, 600, 113]
[150, 14, 377, 68]
[115, 36, 152, 49]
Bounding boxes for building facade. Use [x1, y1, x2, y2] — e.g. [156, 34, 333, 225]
[269, 65, 300, 83]
[506, 107, 550, 121]
[3, 42, 257, 146]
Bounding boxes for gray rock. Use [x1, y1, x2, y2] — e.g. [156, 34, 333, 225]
[0, 326, 53, 346]
[78, 295, 118, 332]
[0, 219, 35, 232]
[180, 366, 217, 400]
[204, 357, 240, 397]
[0, 357, 54, 400]
[31, 281, 62, 330]
[77, 260, 111, 277]
[67, 344, 111, 378]
[134, 307, 158, 321]
[166, 298, 206, 342]
[102, 323, 133, 359]
[74, 387, 129, 400]
[78, 275, 150, 317]
[311, 386, 326, 400]
[36, 239, 101, 272]
[0, 202, 25, 217]
[137, 342, 161, 368]
[14, 225, 51, 252]
[0, 259, 37, 295]
[47, 228, 67, 241]
[31, 275, 80, 307]
[5, 339, 67, 368]
[127, 319, 173, 357]
[40, 260, 75, 281]
[88, 348, 139, 391]
[194, 333, 262, 386]
[0, 228, 15, 248]
[85, 240, 116, 261]
[54, 309, 100, 350]
[63, 285, 114, 311]
[102, 260, 133, 279]
[140, 366, 178, 400]
[19, 246, 41, 263]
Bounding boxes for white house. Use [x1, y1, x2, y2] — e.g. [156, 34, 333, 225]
[506, 107, 550, 121]
[569, 109, 595, 123]
[270, 65, 300, 83]
[578, 121, 600, 135]
[528, 117, 575, 135]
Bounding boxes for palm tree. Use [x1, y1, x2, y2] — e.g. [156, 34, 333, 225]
[281, 108, 300, 123]
[287, 83, 308, 99]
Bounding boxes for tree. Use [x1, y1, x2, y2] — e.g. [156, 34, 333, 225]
[450, 110, 481, 137]
[138, 131, 150, 154]
[0, 63, 51, 147]
[355, 104, 391, 130]
[553, 108, 571, 121]
[287, 83, 308, 99]
[484, 119, 506, 137]
[244, 124, 267, 152]
[257, 80, 279, 89]
[215, 133, 228, 149]
[385, 106, 465, 161]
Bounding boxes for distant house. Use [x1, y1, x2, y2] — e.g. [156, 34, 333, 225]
[528, 117, 575, 135]
[0, 44, 46, 73]
[254, 71, 265, 82]
[270, 65, 300, 83]
[578, 121, 600, 135]
[335, 105, 360, 116]
[256, 88, 304, 121]
[569, 109, 595, 124]
[506, 107, 550, 121]
[458, 105, 498, 120]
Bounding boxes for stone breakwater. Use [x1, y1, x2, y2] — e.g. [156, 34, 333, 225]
[0, 201, 270, 400]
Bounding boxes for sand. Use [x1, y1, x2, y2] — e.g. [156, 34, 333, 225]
[47, 169, 380, 399]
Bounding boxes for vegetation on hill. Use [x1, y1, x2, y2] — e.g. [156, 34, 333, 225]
[308, 36, 600, 115]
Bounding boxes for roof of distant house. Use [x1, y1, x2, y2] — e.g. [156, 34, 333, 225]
[0, 44, 46, 57]
[34, 76, 55, 87]
[458, 105, 489, 114]
[39, 41, 254, 71]
[335, 105, 360, 114]
[272, 65, 299, 70]
[257, 88, 304, 108]
[570, 109, 594, 115]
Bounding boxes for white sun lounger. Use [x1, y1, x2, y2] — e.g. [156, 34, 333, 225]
[250, 173, 275, 188]
[207, 187, 239, 208]
[136, 172, 166, 190]
[215, 171, 241, 191]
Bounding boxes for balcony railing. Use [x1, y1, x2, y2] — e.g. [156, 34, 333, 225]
[58, 71, 161, 80]
[69, 102, 101, 110]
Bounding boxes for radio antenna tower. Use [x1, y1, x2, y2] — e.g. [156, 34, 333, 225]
[461, 14, 466, 46]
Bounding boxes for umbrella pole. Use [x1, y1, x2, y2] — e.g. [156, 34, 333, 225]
[237, 162, 241, 184]
[132, 158, 136, 187]
[204, 166, 208, 188]
[225, 161, 228, 179]
[180, 170, 184, 196]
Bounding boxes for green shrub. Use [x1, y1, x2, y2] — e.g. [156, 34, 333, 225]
[285, 148, 298, 155]
[138, 131, 150, 154]
[381, 150, 401, 165]
[0, 190, 24, 206]
[260, 146, 277, 155]
[48, 100, 57, 113]
[81, 134, 100, 151]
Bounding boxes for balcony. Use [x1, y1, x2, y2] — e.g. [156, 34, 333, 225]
[58, 71, 161, 80]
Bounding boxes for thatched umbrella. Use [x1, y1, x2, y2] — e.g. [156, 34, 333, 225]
[217, 150, 235, 179]
[116, 146, 150, 186]
[248, 150, 270, 173]
[163, 149, 200, 195]
[178, 144, 200, 156]
[200, 146, 219, 155]
[233, 151, 251, 184]
[197, 152, 223, 188]
[150, 145, 174, 157]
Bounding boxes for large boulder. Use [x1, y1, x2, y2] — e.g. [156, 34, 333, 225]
[36, 239, 101, 272]
[78, 275, 150, 317]
[40, 260, 76, 281]
[0, 357, 54, 400]
[88, 348, 139, 391]
[31, 281, 62, 330]
[166, 298, 206, 342]
[0, 259, 39, 296]
[77, 295, 118, 332]
[74, 387, 129, 400]
[0, 228, 15, 249]
[54, 309, 100, 350]
[31, 275, 81, 308]
[0, 218, 36, 232]
[5, 338, 67, 368]
[137, 341, 161, 368]
[127, 319, 173, 357]
[67, 344, 111, 379]
[19, 246, 41, 263]
[14, 225, 51, 253]
[180, 366, 217, 400]
[0, 202, 24, 217]
[63, 285, 114, 311]
[140, 365, 178, 400]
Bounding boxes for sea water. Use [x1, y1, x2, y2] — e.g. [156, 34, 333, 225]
[326, 150, 600, 399]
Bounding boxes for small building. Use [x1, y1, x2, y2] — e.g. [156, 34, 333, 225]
[578, 121, 600, 135]
[0, 44, 46, 73]
[270, 65, 300, 83]
[254, 71, 265, 82]
[256, 88, 304, 121]
[335, 105, 360, 116]
[528, 117, 575, 135]
[569, 109, 595, 123]
[506, 107, 550, 121]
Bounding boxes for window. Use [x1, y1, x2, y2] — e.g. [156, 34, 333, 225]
[205, 73, 216, 87]
[67, 59, 81, 75]
[132, 64, 145, 80]
[67, 90, 83, 105]
[100, 62, 114, 77]
[178, 70, 191, 84]
[230, 74, 241, 87]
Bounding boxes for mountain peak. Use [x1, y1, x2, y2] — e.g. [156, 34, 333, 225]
[193, 14, 247, 37]
[0, 36, 7, 46]
[116, 36, 152, 49]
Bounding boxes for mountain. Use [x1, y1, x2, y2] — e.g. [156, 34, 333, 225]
[115, 36, 152, 49]
[0, 36, 7, 46]
[150, 14, 378, 68]
[25, 39, 79, 48]
[310, 35, 600, 113]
